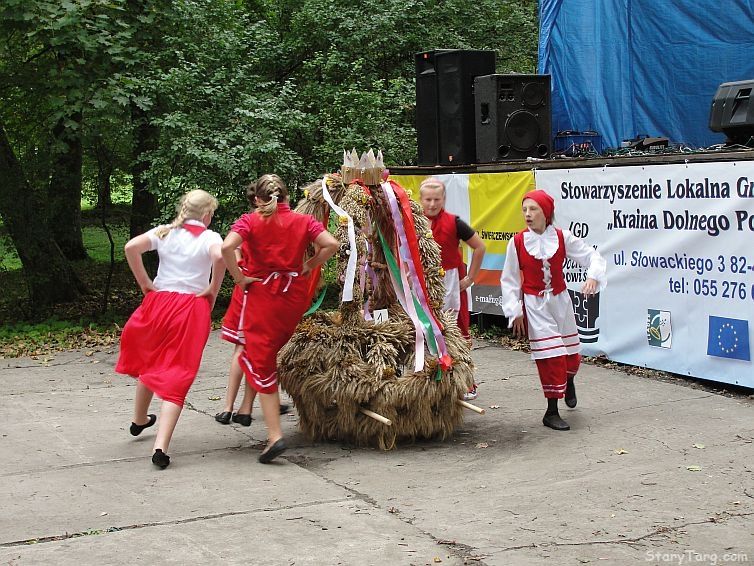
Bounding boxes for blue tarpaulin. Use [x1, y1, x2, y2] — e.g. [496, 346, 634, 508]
[538, 0, 754, 149]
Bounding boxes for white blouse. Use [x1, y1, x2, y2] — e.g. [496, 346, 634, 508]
[499, 226, 607, 321]
[147, 220, 223, 294]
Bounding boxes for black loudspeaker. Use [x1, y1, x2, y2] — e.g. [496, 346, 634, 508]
[415, 50, 496, 165]
[709, 79, 754, 144]
[474, 74, 552, 162]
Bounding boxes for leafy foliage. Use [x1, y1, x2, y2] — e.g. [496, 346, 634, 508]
[1, 0, 538, 313]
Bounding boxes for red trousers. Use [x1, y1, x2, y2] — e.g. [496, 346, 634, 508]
[534, 353, 581, 399]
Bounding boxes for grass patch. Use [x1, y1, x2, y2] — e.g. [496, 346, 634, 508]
[0, 207, 140, 355]
[81, 224, 130, 263]
[1, 206, 131, 270]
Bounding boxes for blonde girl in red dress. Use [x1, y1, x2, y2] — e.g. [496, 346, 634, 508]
[222, 174, 338, 463]
[116, 189, 225, 468]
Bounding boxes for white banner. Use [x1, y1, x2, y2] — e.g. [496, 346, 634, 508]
[536, 162, 754, 388]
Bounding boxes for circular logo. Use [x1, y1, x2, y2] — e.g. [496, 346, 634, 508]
[716, 322, 739, 354]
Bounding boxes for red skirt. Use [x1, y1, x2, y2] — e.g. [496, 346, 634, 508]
[220, 285, 247, 345]
[116, 291, 211, 406]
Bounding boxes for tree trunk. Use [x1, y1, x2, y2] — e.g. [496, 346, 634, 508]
[0, 123, 84, 307]
[129, 103, 158, 238]
[94, 139, 116, 313]
[97, 172, 112, 210]
[94, 136, 113, 210]
[48, 113, 88, 259]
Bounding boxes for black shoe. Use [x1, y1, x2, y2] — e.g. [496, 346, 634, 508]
[152, 449, 170, 469]
[130, 414, 156, 437]
[565, 377, 577, 408]
[214, 411, 232, 424]
[542, 412, 570, 431]
[258, 439, 287, 463]
[232, 413, 252, 426]
[279, 404, 291, 415]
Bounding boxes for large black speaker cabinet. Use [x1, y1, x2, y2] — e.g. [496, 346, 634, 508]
[474, 74, 552, 162]
[415, 50, 496, 166]
[709, 79, 754, 144]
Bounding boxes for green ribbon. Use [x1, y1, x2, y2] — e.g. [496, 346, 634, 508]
[376, 228, 439, 358]
[304, 286, 327, 316]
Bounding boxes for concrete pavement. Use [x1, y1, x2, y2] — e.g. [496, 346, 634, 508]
[1, 335, 753, 565]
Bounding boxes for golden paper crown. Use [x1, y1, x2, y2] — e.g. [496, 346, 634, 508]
[341, 148, 385, 185]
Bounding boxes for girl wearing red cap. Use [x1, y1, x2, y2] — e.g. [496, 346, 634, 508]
[500, 189, 606, 431]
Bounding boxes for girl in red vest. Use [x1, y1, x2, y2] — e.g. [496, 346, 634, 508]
[419, 177, 486, 400]
[500, 190, 606, 430]
[222, 174, 338, 463]
[116, 189, 225, 469]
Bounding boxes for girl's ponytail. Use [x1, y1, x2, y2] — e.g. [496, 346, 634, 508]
[254, 174, 289, 218]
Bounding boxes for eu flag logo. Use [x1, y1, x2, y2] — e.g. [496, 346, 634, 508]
[707, 316, 750, 361]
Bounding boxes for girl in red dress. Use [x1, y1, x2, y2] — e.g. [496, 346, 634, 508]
[215, 181, 289, 426]
[222, 174, 338, 463]
[116, 189, 225, 468]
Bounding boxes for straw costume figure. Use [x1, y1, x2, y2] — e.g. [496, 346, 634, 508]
[278, 151, 478, 450]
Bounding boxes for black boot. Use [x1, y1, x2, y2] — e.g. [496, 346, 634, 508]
[542, 398, 570, 431]
[565, 376, 577, 408]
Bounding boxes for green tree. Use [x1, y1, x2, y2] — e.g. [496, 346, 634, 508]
[0, 123, 85, 305]
[1, 0, 538, 310]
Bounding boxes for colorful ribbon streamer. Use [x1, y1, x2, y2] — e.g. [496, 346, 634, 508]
[321, 177, 357, 302]
[377, 228, 426, 371]
[380, 182, 452, 375]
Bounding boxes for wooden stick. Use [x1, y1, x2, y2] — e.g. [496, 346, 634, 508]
[458, 399, 486, 414]
[359, 407, 392, 426]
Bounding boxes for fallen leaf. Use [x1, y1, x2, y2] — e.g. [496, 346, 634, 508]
[686, 465, 702, 472]
[475, 442, 489, 449]
[85, 351, 94, 357]
[614, 448, 628, 455]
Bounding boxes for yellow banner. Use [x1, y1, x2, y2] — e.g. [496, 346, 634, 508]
[468, 172, 533, 257]
[391, 171, 534, 279]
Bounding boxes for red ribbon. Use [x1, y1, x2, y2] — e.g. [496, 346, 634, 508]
[389, 180, 444, 331]
[306, 265, 322, 303]
[305, 202, 333, 303]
